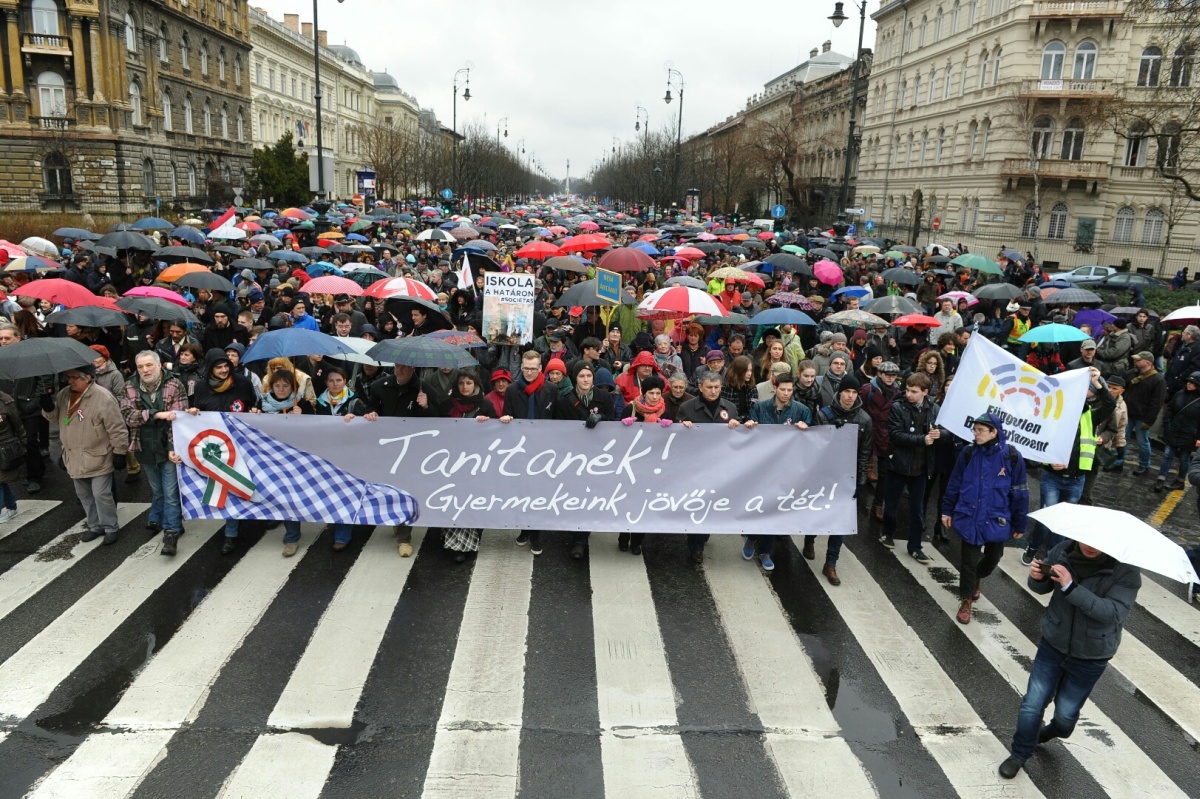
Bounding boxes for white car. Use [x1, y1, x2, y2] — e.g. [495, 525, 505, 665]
[1054, 265, 1116, 284]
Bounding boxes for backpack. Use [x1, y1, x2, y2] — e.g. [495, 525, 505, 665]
[962, 442, 1020, 473]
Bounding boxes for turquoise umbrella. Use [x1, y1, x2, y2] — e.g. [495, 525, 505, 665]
[1018, 323, 1090, 344]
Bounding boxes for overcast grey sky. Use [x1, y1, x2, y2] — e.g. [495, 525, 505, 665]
[249, 0, 877, 182]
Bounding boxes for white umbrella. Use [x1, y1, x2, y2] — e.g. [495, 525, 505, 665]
[415, 228, 456, 242]
[210, 225, 247, 240]
[1028, 504, 1199, 584]
[1162, 305, 1200, 326]
[331, 336, 394, 366]
[20, 236, 58, 257]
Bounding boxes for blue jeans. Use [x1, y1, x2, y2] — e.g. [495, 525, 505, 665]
[1157, 445, 1192, 480]
[333, 524, 352, 544]
[1027, 470, 1085, 553]
[0, 482, 15, 510]
[143, 460, 182, 533]
[1126, 418, 1152, 469]
[283, 520, 302, 543]
[224, 519, 239, 538]
[804, 534, 845, 566]
[746, 534, 776, 554]
[1011, 638, 1109, 761]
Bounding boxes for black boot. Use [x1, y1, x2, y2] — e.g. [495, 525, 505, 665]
[161, 532, 179, 557]
[221, 536, 236, 555]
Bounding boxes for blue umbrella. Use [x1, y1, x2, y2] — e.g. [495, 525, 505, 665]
[267, 250, 307, 264]
[631, 241, 661, 256]
[133, 216, 174, 230]
[241, 328, 359, 363]
[397, 213, 414, 222]
[1019, 323, 1090, 344]
[306, 262, 343, 277]
[745, 307, 817, 326]
[999, 249, 1024, 264]
[52, 227, 99, 240]
[439, 220, 458, 230]
[169, 226, 206, 245]
[831, 285, 871, 300]
[346, 233, 370, 242]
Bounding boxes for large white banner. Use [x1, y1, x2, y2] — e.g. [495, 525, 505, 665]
[482, 272, 535, 346]
[940, 335, 1091, 464]
[173, 414, 860, 535]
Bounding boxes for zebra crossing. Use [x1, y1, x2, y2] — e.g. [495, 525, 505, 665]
[0, 499, 1197, 799]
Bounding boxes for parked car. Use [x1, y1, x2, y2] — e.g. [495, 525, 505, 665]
[1078, 272, 1169, 291]
[1054, 265, 1116, 284]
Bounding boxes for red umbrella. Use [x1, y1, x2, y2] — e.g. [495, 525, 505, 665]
[757, 231, 776, 240]
[124, 286, 191, 307]
[236, 221, 264, 232]
[515, 241, 563, 260]
[598, 247, 656, 273]
[561, 234, 612, 254]
[302, 275, 363, 296]
[893, 314, 941, 328]
[14, 278, 105, 308]
[813, 259, 844, 286]
[637, 233, 660, 242]
[363, 277, 438, 302]
[636, 286, 728, 321]
[672, 246, 706, 262]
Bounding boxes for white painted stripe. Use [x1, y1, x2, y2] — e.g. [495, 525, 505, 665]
[269, 527, 427, 729]
[1135, 577, 1200, 649]
[795, 539, 1045, 798]
[217, 732, 337, 799]
[421, 532, 532, 798]
[0, 503, 150, 625]
[702, 536, 877, 797]
[898, 545, 1188, 798]
[0, 511, 205, 721]
[23, 730, 173, 799]
[589, 533, 698, 799]
[996, 556, 1200, 746]
[0, 500, 60, 542]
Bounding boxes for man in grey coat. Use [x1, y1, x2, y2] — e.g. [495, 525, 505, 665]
[999, 539, 1141, 779]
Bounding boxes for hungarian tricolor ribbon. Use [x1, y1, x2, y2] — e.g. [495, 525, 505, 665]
[187, 429, 256, 508]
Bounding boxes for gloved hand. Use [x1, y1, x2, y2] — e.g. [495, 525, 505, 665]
[39, 393, 56, 412]
[621, 417, 635, 426]
[832, 418, 845, 428]
[112, 454, 127, 471]
[585, 412, 602, 430]
[659, 418, 673, 428]
[1141, 422, 1151, 431]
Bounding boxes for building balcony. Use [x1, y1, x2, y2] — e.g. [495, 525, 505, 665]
[1017, 78, 1114, 100]
[1001, 158, 1108, 192]
[1029, 0, 1124, 19]
[33, 116, 72, 131]
[22, 33, 71, 55]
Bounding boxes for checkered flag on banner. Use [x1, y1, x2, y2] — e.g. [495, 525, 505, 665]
[178, 416, 419, 526]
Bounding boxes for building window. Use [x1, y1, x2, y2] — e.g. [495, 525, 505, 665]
[1041, 42, 1065, 80]
[187, 164, 197, 195]
[169, 166, 177, 198]
[936, 128, 946, 164]
[1158, 123, 1182, 169]
[1142, 208, 1165, 245]
[128, 81, 141, 125]
[944, 65, 955, 99]
[934, 10, 943, 41]
[181, 35, 189, 69]
[203, 100, 212, 135]
[218, 49, 225, 80]
[237, 109, 244, 142]
[184, 95, 193, 133]
[920, 131, 929, 165]
[31, 0, 59, 36]
[125, 13, 137, 52]
[1032, 116, 1055, 159]
[1022, 202, 1040, 237]
[1047, 203, 1068, 239]
[200, 44, 208, 76]
[1060, 117, 1084, 160]
[968, 0, 977, 25]
[218, 0, 226, 23]
[221, 105, 229, 138]
[234, 56, 241, 86]
[920, 16, 928, 46]
[913, 73, 922, 105]
[269, 68, 275, 91]
[992, 47, 1002, 85]
[906, 23, 915, 53]
[899, 78, 907, 109]
[255, 61, 262, 85]
[1138, 47, 1162, 87]
[159, 24, 168, 62]
[967, 120, 978, 159]
[960, 197, 969, 230]
[1073, 41, 1097, 80]
[906, 133, 915, 165]
[162, 91, 173, 130]
[42, 152, 71, 195]
[969, 199, 979, 233]
[1113, 206, 1135, 243]
[979, 51, 990, 89]
[951, 0, 960, 33]
[1170, 47, 1194, 87]
[36, 71, 67, 117]
[1124, 124, 1147, 166]
[142, 158, 155, 196]
[981, 119, 991, 157]
[928, 69, 938, 103]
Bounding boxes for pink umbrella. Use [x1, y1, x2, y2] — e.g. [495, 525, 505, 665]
[757, 231, 776, 240]
[813, 259, 844, 286]
[303, 275, 363, 296]
[124, 286, 190, 307]
[672, 246, 707, 262]
[0, 240, 26, 259]
[578, 221, 600, 231]
[696, 232, 717, 241]
[362, 277, 438, 302]
[938, 290, 978, 306]
[547, 225, 570, 235]
[636, 286, 728, 320]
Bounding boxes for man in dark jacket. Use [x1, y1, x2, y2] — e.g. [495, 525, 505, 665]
[804, 372, 872, 586]
[677, 370, 743, 563]
[201, 303, 249, 352]
[500, 351, 561, 556]
[1155, 371, 1200, 491]
[1164, 325, 1200, 396]
[0, 322, 47, 492]
[555, 361, 616, 560]
[861, 361, 902, 519]
[999, 540, 1141, 779]
[881, 372, 941, 563]
[1123, 351, 1166, 475]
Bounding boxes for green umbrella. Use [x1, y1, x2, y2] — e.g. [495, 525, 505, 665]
[883, 250, 907, 260]
[781, 244, 807, 255]
[349, 220, 375, 233]
[951, 253, 1004, 276]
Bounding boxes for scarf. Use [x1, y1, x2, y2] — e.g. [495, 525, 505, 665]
[522, 371, 545, 395]
[208, 374, 232, 393]
[1129, 367, 1159, 387]
[137, 372, 166, 414]
[260, 390, 296, 413]
[138, 371, 164, 395]
[318, 386, 350, 414]
[633, 395, 666, 423]
[1066, 545, 1115, 583]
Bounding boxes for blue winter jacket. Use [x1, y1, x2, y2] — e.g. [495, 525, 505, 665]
[941, 413, 1030, 545]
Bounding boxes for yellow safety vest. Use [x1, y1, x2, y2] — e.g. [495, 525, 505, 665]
[1007, 314, 1031, 345]
[1078, 408, 1097, 471]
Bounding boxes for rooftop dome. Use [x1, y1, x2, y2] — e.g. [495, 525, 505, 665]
[328, 44, 364, 68]
[373, 71, 400, 93]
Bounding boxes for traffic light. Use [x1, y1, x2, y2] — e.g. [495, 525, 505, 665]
[731, 213, 740, 226]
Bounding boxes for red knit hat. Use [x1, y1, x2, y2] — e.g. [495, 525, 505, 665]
[490, 369, 512, 383]
[545, 358, 567, 376]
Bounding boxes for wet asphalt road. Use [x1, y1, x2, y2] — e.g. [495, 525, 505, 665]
[0, 460, 1197, 798]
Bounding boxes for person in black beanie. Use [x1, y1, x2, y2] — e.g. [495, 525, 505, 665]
[676, 370, 742, 564]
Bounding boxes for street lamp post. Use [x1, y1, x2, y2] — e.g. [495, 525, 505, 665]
[452, 65, 471, 202]
[830, 0, 867, 221]
[663, 68, 684, 213]
[496, 116, 508, 147]
[309, 0, 345, 233]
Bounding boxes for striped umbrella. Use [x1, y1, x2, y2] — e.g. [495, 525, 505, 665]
[363, 277, 438, 302]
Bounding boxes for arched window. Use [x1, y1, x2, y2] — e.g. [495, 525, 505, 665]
[1073, 41, 1098, 80]
[203, 100, 212, 135]
[1124, 123, 1147, 166]
[162, 90, 173, 131]
[218, 48, 225, 81]
[899, 77, 907, 109]
[906, 23, 915, 53]
[936, 127, 946, 164]
[967, 120, 979, 159]
[142, 158, 155, 196]
[920, 130, 930, 165]
[220, 105, 229, 138]
[1061, 117, 1085, 160]
[951, 0, 960, 33]
[234, 56, 241, 86]
[236, 109, 244, 142]
[1142, 208, 1165, 245]
[979, 50, 990, 88]
[1022, 202, 1040, 237]
[1139, 47, 1162, 87]
[913, 73, 922, 104]
[944, 64, 955, 99]
[200, 43, 209, 76]
[981, 118, 991, 156]
[223, 165, 232, 184]
[42, 152, 71, 195]
[1032, 116, 1055, 159]
[968, 0, 977, 25]
[187, 164, 197, 195]
[168, 165, 177, 198]
[969, 198, 980, 233]
[31, 0, 59, 35]
[1048, 203, 1069, 239]
[128, 80, 142, 126]
[183, 95, 193, 133]
[934, 9, 943, 41]
[1158, 122, 1182, 169]
[906, 133, 915, 165]
[960, 197, 969, 230]
[158, 24, 168, 62]
[992, 47, 1002, 85]
[1170, 47, 1194, 87]
[920, 16, 929, 46]
[1041, 42, 1065, 80]
[180, 34, 190, 69]
[36, 71, 66, 117]
[125, 13, 137, 52]
[1113, 206, 1135, 243]
[928, 68, 938, 103]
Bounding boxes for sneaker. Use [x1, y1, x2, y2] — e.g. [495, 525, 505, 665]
[998, 756, 1023, 780]
[146, 521, 162, 533]
[911, 549, 931, 565]
[1153, 477, 1167, 492]
[282, 542, 299, 557]
[956, 599, 973, 624]
[530, 541, 543, 556]
[630, 543, 642, 556]
[801, 540, 816, 560]
[760, 553, 775, 572]
[397, 542, 413, 558]
[742, 540, 756, 560]
[0, 507, 17, 524]
[822, 564, 841, 586]
[1133, 465, 1148, 475]
[80, 529, 102, 542]
[1021, 547, 1035, 566]
[25, 481, 41, 494]
[570, 541, 586, 560]
[515, 530, 531, 547]
[879, 534, 895, 549]
[161, 532, 179, 557]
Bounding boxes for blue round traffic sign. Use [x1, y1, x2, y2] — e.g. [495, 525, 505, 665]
[771, 204, 786, 219]
[441, 188, 453, 200]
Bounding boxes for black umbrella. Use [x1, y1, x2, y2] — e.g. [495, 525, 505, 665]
[374, 243, 400, 254]
[809, 248, 838, 260]
[231, 258, 274, 272]
[1043, 287, 1102, 306]
[763, 253, 811, 273]
[383, 297, 454, 332]
[895, 245, 921, 256]
[78, 241, 118, 258]
[544, 255, 589, 274]
[96, 230, 158, 250]
[116, 296, 200, 324]
[881, 267, 921, 287]
[46, 306, 131, 327]
[154, 245, 213, 264]
[825, 242, 850, 253]
[553, 279, 637, 308]
[174, 271, 235, 292]
[0, 337, 100, 378]
[366, 337, 476, 368]
[213, 245, 247, 259]
[974, 283, 1023, 301]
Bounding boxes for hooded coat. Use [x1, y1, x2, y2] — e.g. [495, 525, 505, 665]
[941, 413, 1030, 545]
[191, 349, 258, 413]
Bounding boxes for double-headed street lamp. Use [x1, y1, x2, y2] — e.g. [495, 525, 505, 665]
[663, 67, 684, 210]
[830, 0, 867, 222]
[452, 65, 471, 200]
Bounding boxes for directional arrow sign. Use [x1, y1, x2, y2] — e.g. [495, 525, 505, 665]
[771, 204, 786, 219]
